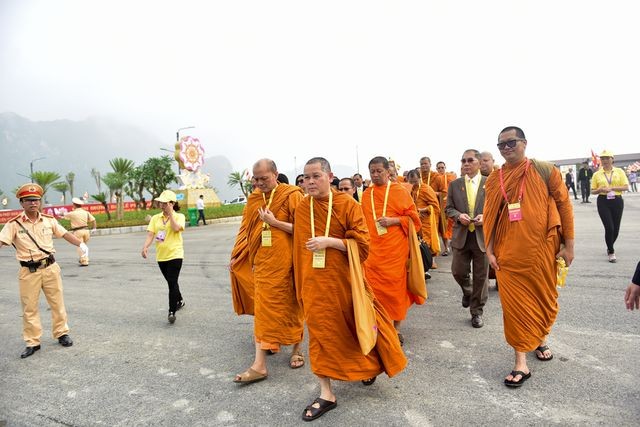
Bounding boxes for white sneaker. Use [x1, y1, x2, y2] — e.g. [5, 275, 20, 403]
[608, 253, 617, 263]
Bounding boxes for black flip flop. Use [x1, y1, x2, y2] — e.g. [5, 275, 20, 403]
[302, 398, 337, 421]
[535, 345, 553, 361]
[361, 376, 377, 386]
[504, 370, 531, 388]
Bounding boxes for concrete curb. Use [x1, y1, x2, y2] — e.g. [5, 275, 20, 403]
[92, 215, 242, 236]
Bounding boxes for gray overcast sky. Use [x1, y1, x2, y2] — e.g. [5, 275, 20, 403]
[1, 0, 639, 176]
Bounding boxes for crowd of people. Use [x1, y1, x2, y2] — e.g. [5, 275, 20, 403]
[1, 126, 637, 423]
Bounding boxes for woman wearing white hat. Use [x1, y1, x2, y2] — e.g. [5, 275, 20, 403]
[141, 190, 186, 323]
[591, 150, 629, 263]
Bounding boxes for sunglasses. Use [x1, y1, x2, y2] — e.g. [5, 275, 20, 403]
[22, 198, 41, 203]
[338, 187, 352, 191]
[460, 158, 477, 164]
[497, 139, 522, 150]
[297, 180, 304, 184]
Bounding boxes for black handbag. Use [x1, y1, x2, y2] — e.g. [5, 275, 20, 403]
[418, 239, 432, 272]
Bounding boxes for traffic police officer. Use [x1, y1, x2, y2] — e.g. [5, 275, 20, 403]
[0, 183, 88, 358]
[63, 197, 96, 266]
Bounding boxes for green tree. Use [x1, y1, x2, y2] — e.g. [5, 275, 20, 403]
[107, 158, 135, 220]
[142, 156, 177, 205]
[91, 192, 111, 221]
[31, 171, 62, 202]
[102, 172, 127, 220]
[227, 171, 252, 198]
[66, 172, 75, 198]
[91, 168, 102, 193]
[52, 182, 70, 205]
[124, 165, 147, 210]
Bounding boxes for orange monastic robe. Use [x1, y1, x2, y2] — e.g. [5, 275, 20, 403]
[483, 158, 574, 352]
[362, 182, 422, 321]
[435, 173, 454, 239]
[293, 189, 407, 380]
[410, 182, 440, 254]
[230, 184, 305, 351]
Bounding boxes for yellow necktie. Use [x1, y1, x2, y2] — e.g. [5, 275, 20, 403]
[466, 177, 477, 232]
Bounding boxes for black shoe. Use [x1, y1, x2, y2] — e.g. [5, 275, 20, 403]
[20, 345, 40, 359]
[58, 334, 73, 347]
[462, 294, 471, 308]
[176, 300, 185, 312]
[586, 200, 592, 203]
[471, 315, 484, 328]
[425, 272, 431, 280]
[168, 311, 176, 324]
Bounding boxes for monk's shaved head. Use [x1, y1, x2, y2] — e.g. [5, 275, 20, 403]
[253, 158, 278, 173]
[306, 157, 332, 173]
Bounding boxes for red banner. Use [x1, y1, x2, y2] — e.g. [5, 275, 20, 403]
[0, 201, 153, 224]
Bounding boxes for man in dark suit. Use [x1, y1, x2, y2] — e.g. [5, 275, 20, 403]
[352, 173, 368, 202]
[445, 149, 489, 328]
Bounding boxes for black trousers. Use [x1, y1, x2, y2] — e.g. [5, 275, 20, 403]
[596, 195, 624, 254]
[580, 180, 591, 201]
[566, 182, 577, 199]
[197, 209, 207, 225]
[158, 258, 183, 312]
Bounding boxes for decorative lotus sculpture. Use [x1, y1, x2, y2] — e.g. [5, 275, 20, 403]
[174, 136, 210, 189]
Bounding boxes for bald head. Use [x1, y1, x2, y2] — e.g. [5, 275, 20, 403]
[479, 151, 495, 176]
[252, 158, 279, 193]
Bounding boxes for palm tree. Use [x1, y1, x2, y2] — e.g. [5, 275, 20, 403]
[52, 182, 70, 204]
[107, 158, 135, 220]
[228, 171, 251, 198]
[31, 171, 62, 203]
[102, 172, 127, 220]
[91, 168, 102, 193]
[66, 172, 75, 198]
[91, 192, 111, 220]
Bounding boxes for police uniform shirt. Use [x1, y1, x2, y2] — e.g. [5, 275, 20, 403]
[0, 212, 67, 262]
[64, 208, 96, 229]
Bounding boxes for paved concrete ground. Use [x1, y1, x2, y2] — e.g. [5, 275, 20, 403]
[1, 194, 639, 426]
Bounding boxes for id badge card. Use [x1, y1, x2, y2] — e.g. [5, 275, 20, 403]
[606, 191, 616, 200]
[261, 229, 272, 247]
[155, 230, 166, 242]
[312, 249, 326, 269]
[508, 203, 523, 222]
[375, 222, 388, 236]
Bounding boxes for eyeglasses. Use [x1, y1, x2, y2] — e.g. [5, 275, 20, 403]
[460, 157, 477, 164]
[497, 139, 522, 150]
[22, 199, 41, 203]
[338, 187, 353, 191]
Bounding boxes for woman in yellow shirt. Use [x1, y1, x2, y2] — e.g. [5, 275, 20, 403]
[591, 150, 629, 263]
[141, 190, 186, 323]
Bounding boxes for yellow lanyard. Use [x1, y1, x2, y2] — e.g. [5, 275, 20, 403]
[370, 180, 391, 220]
[310, 190, 333, 238]
[261, 184, 277, 229]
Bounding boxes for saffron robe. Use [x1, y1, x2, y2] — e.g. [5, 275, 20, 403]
[410, 182, 440, 254]
[483, 158, 574, 352]
[230, 184, 304, 350]
[293, 189, 407, 380]
[362, 182, 422, 321]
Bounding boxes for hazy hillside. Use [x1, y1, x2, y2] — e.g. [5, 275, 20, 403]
[0, 113, 237, 208]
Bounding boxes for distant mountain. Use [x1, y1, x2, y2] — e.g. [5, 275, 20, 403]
[0, 112, 237, 208]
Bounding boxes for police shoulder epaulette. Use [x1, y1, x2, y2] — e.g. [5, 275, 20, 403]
[9, 214, 23, 223]
[41, 213, 55, 219]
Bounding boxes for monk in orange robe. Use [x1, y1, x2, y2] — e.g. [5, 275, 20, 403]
[362, 157, 422, 345]
[293, 157, 406, 421]
[230, 159, 305, 384]
[484, 127, 574, 388]
[406, 169, 440, 255]
[434, 161, 455, 255]
[420, 156, 446, 260]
